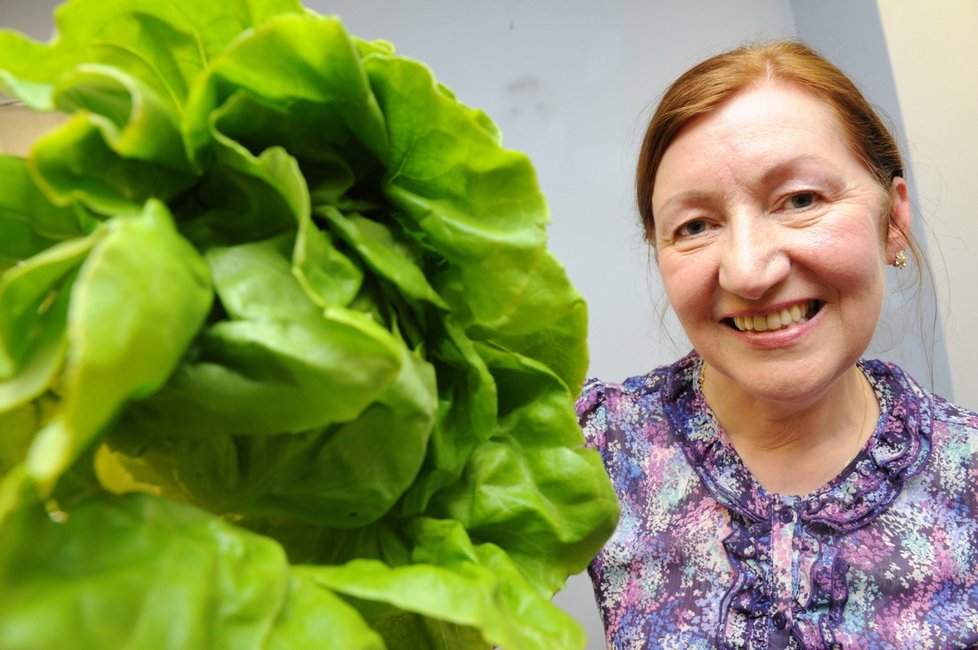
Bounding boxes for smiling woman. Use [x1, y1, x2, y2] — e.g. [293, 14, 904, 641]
[578, 41, 978, 648]
[653, 83, 907, 480]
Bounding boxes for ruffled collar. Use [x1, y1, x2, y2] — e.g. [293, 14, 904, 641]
[661, 351, 933, 529]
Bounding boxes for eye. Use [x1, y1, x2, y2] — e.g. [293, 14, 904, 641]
[785, 192, 818, 210]
[676, 219, 709, 237]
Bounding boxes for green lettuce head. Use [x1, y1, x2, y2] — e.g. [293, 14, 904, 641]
[0, 1, 619, 648]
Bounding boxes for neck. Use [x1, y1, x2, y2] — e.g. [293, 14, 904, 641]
[700, 364, 878, 496]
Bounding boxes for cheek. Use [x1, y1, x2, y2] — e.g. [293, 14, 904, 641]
[658, 254, 712, 321]
[836, 259, 886, 318]
[799, 228, 888, 332]
[811, 223, 888, 287]
[800, 206, 887, 263]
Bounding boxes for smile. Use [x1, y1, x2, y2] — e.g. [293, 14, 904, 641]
[729, 300, 821, 332]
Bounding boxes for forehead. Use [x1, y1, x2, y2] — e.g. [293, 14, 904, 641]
[652, 83, 855, 198]
[703, 82, 847, 142]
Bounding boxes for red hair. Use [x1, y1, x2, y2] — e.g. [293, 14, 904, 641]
[636, 40, 904, 245]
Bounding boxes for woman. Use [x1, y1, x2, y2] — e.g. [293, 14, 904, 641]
[577, 41, 978, 649]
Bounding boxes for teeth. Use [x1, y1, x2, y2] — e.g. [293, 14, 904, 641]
[732, 301, 816, 332]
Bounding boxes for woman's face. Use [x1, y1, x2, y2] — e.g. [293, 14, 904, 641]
[651, 82, 910, 407]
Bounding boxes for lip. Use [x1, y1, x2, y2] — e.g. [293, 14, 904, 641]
[721, 299, 823, 348]
[722, 299, 817, 321]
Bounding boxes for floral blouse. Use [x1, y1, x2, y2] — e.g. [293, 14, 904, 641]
[576, 351, 978, 649]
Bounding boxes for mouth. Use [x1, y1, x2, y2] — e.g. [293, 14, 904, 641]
[725, 300, 822, 333]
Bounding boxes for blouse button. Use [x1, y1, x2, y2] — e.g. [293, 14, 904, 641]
[772, 611, 788, 629]
[778, 507, 795, 524]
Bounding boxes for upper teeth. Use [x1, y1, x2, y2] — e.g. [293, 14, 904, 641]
[733, 301, 815, 332]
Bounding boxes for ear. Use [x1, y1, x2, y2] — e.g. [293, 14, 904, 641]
[885, 176, 912, 262]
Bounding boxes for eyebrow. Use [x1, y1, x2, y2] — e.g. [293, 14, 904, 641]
[655, 190, 715, 219]
[757, 152, 839, 185]
[654, 153, 840, 217]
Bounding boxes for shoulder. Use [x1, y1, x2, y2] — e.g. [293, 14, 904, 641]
[929, 390, 978, 433]
[574, 375, 656, 453]
[575, 364, 674, 425]
[575, 352, 698, 452]
[927, 391, 978, 471]
[865, 358, 978, 431]
[865, 358, 978, 468]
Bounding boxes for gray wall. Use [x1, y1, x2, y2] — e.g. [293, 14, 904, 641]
[323, 0, 799, 387]
[2, 2, 973, 648]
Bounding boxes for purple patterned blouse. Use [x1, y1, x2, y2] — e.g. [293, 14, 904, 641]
[577, 351, 978, 649]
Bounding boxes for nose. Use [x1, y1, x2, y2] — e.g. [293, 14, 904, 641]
[717, 217, 789, 300]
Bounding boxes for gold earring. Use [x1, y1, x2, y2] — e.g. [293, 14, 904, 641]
[894, 249, 908, 270]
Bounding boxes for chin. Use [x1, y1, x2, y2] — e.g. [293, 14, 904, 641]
[706, 355, 856, 407]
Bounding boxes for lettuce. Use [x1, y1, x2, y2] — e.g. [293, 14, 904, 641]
[0, 1, 618, 648]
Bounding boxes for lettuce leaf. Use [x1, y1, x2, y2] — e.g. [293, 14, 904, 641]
[0, 490, 385, 649]
[0, 2, 618, 648]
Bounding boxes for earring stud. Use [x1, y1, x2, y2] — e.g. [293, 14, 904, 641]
[894, 249, 908, 270]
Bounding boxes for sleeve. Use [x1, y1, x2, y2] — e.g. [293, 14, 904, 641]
[575, 377, 608, 453]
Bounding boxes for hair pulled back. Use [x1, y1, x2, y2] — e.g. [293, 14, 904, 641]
[636, 40, 905, 245]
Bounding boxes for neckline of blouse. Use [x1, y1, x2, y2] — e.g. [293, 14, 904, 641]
[662, 351, 933, 530]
